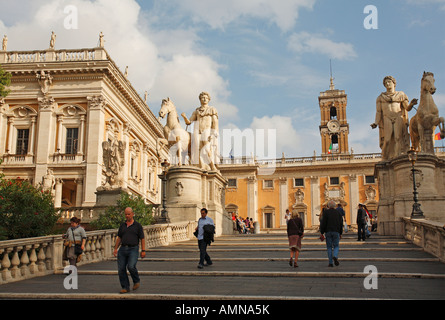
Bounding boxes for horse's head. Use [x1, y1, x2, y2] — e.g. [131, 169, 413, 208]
[422, 71, 436, 95]
[159, 97, 174, 119]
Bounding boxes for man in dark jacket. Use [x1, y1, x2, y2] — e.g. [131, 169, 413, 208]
[357, 203, 367, 241]
[320, 200, 343, 267]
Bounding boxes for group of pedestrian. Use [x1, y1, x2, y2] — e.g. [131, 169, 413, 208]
[233, 214, 253, 234]
[62, 207, 216, 294]
[286, 200, 371, 268]
[357, 203, 373, 241]
[63, 201, 373, 293]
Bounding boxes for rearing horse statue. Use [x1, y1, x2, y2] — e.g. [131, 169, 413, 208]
[409, 72, 445, 153]
[157, 97, 191, 165]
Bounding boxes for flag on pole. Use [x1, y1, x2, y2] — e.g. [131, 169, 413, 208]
[229, 148, 234, 159]
[434, 132, 442, 140]
[328, 143, 333, 154]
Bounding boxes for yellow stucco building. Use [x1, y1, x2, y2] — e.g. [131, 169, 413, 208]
[219, 78, 381, 230]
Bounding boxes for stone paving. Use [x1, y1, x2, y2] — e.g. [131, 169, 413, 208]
[0, 231, 444, 301]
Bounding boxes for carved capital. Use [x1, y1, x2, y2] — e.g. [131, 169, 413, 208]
[38, 96, 56, 111]
[87, 95, 106, 110]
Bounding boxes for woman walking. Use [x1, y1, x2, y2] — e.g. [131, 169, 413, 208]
[287, 211, 304, 267]
[63, 217, 87, 266]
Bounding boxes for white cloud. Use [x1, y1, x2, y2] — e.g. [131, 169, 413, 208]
[251, 115, 300, 158]
[288, 31, 357, 60]
[0, 0, 239, 121]
[161, 0, 316, 32]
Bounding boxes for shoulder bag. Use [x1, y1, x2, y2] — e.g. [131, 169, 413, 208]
[71, 228, 83, 256]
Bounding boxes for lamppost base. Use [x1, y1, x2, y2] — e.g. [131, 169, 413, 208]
[411, 203, 424, 219]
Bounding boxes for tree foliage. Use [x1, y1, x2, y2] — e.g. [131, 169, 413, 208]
[0, 66, 11, 98]
[90, 192, 155, 230]
[0, 163, 59, 240]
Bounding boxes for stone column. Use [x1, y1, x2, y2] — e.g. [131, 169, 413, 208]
[75, 178, 83, 207]
[6, 117, 13, 153]
[28, 116, 36, 156]
[83, 96, 105, 206]
[279, 177, 288, 226]
[247, 176, 258, 222]
[310, 176, 320, 226]
[348, 174, 359, 224]
[54, 178, 63, 208]
[35, 97, 56, 187]
[78, 115, 85, 155]
[56, 115, 63, 153]
[0, 101, 6, 154]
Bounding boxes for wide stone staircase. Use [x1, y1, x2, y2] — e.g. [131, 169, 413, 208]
[0, 230, 444, 300]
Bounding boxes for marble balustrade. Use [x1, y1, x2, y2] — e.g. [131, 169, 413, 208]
[402, 217, 445, 262]
[0, 221, 197, 285]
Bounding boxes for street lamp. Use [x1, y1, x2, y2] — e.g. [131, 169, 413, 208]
[158, 159, 170, 223]
[407, 148, 424, 219]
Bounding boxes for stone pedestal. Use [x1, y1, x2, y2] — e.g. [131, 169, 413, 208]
[375, 154, 445, 235]
[95, 187, 127, 207]
[164, 166, 231, 236]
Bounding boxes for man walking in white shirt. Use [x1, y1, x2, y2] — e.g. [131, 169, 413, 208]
[195, 208, 215, 269]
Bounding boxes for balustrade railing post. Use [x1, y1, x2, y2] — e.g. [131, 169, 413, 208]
[51, 238, 64, 271]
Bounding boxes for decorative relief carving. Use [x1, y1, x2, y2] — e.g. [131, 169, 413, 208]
[87, 96, 105, 110]
[36, 70, 53, 96]
[38, 96, 56, 110]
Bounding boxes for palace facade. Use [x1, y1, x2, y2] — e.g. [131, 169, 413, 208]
[0, 42, 168, 220]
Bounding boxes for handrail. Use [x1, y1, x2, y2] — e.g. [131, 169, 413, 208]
[0, 220, 197, 285]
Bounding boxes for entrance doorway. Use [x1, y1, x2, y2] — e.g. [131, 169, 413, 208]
[264, 212, 273, 228]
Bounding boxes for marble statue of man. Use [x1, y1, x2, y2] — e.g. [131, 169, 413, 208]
[42, 168, 55, 194]
[371, 76, 417, 160]
[2, 35, 7, 51]
[49, 31, 56, 49]
[181, 92, 219, 171]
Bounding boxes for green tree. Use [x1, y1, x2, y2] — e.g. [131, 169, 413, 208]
[0, 66, 11, 98]
[90, 192, 155, 230]
[0, 162, 59, 240]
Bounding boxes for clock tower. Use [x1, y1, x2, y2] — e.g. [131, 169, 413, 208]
[319, 77, 349, 155]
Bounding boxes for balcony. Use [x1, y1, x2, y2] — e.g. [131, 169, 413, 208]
[2, 153, 34, 165]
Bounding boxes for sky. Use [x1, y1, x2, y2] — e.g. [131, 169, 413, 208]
[0, 0, 444, 159]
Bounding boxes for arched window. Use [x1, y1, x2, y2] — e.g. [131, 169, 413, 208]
[330, 106, 337, 119]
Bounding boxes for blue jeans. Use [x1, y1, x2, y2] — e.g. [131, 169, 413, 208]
[198, 239, 212, 266]
[325, 232, 340, 265]
[117, 246, 140, 290]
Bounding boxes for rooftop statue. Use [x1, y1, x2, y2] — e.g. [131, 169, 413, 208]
[49, 31, 56, 49]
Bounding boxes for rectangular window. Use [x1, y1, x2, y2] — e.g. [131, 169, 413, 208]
[65, 128, 79, 154]
[227, 178, 237, 188]
[16, 129, 29, 155]
[264, 179, 273, 188]
[130, 157, 135, 178]
[330, 177, 339, 185]
[294, 178, 304, 187]
[365, 175, 375, 184]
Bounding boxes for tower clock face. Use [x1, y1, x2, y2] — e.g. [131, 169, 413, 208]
[327, 120, 340, 133]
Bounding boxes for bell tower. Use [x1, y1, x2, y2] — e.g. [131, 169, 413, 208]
[318, 75, 349, 155]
